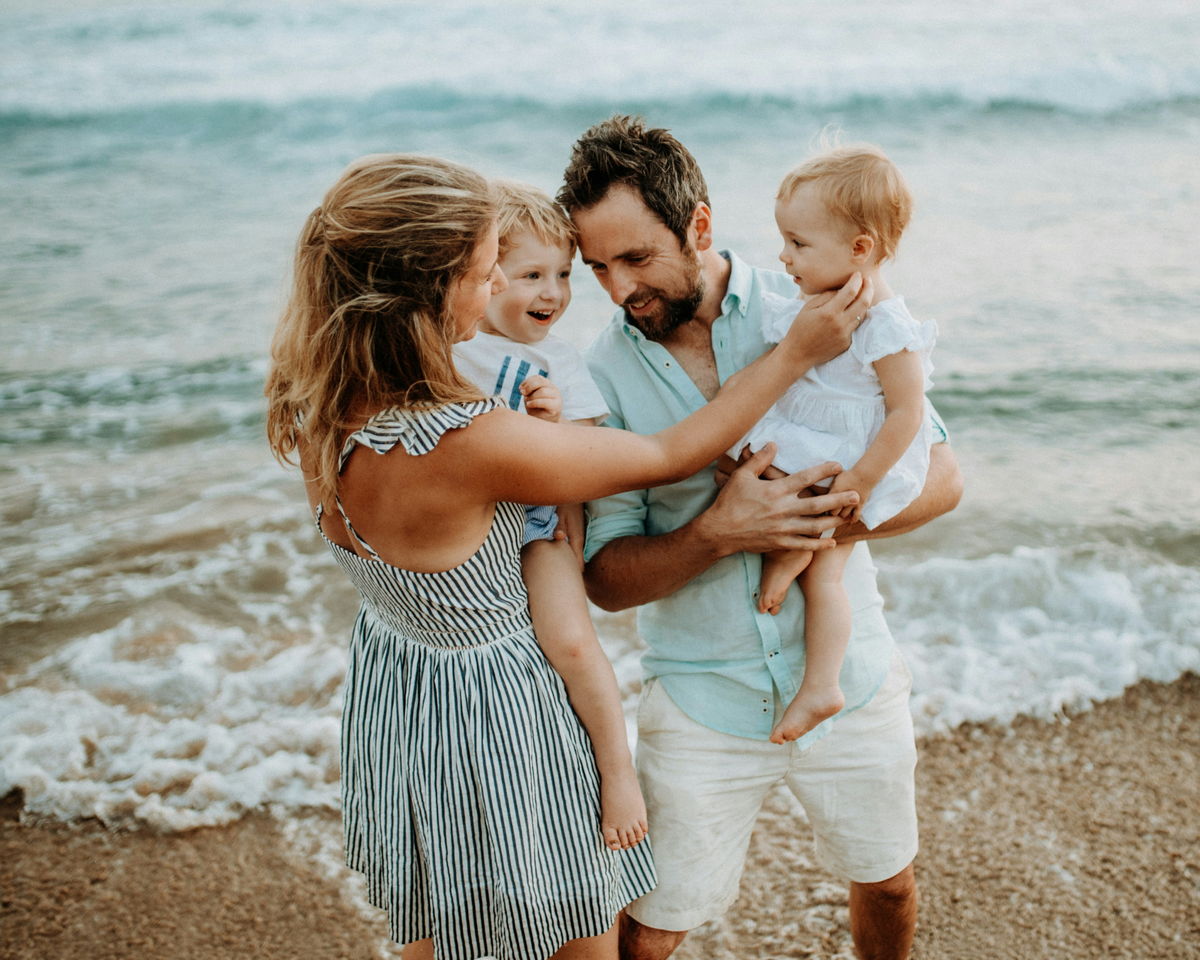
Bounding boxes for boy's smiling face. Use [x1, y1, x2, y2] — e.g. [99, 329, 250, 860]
[478, 229, 573, 344]
[775, 182, 862, 297]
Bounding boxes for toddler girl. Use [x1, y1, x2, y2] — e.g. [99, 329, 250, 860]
[454, 179, 647, 850]
[730, 144, 937, 743]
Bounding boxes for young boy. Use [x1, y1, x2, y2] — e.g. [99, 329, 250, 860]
[453, 179, 648, 851]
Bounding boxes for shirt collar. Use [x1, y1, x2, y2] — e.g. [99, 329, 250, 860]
[620, 248, 752, 344]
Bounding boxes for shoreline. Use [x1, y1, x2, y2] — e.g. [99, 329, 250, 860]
[3, 675, 1198, 960]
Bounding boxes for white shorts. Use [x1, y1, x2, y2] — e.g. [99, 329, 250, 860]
[628, 649, 918, 932]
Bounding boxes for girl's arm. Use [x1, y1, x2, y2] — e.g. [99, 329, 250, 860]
[829, 349, 926, 519]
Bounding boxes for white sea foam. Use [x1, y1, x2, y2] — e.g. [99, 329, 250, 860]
[1, 0, 1197, 117]
[2, 537, 1197, 830]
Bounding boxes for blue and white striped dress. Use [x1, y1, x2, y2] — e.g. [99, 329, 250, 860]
[316, 400, 656, 960]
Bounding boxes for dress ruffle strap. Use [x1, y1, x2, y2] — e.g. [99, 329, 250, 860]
[337, 398, 504, 469]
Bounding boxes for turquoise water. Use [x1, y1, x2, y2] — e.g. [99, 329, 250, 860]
[2, 0, 1199, 828]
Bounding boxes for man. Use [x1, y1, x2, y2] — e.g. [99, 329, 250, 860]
[559, 116, 963, 960]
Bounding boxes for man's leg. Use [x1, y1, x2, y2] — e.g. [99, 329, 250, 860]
[618, 911, 687, 960]
[625, 680, 788, 956]
[849, 862, 918, 960]
[783, 650, 920, 959]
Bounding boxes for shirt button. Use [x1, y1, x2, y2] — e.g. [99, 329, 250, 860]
[768, 652, 776, 658]
[752, 590, 760, 598]
[664, 360, 672, 367]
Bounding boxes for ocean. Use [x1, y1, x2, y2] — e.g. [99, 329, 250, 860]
[2, 0, 1198, 831]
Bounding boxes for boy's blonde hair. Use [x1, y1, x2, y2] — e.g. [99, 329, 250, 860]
[778, 143, 912, 261]
[492, 178, 576, 256]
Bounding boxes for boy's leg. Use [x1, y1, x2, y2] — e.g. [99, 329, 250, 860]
[759, 547, 814, 616]
[522, 537, 646, 850]
[769, 541, 855, 743]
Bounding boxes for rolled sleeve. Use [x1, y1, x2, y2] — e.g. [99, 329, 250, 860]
[584, 486, 648, 562]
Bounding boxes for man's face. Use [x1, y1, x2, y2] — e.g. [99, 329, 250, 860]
[573, 185, 704, 341]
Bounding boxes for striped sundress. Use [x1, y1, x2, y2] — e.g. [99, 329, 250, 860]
[315, 400, 656, 960]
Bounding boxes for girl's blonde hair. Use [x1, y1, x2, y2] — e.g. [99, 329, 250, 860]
[778, 142, 912, 261]
[265, 153, 496, 509]
[491, 178, 577, 256]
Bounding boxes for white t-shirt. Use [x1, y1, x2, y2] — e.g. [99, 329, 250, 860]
[454, 331, 610, 423]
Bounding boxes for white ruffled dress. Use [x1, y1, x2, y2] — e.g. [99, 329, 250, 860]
[730, 293, 938, 530]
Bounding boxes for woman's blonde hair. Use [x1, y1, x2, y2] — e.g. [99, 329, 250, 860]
[265, 153, 496, 509]
[778, 142, 912, 261]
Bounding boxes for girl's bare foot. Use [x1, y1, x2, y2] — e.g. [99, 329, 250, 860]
[769, 683, 845, 744]
[600, 765, 648, 851]
[759, 548, 815, 615]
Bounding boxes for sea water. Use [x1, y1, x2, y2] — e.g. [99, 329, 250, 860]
[2, 0, 1199, 830]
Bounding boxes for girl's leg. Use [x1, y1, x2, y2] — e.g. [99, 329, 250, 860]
[769, 541, 856, 744]
[759, 547, 815, 615]
[522, 538, 647, 850]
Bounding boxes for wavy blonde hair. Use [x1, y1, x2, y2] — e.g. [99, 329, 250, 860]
[778, 142, 912, 261]
[265, 154, 496, 509]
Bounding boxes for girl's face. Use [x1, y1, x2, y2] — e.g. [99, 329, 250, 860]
[775, 183, 861, 296]
[448, 223, 506, 342]
[478, 230, 573, 345]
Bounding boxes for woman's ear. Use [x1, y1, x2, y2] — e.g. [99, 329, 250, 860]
[850, 233, 876, 264]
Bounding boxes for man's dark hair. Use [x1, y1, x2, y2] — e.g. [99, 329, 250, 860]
[557, 115, 710, 248]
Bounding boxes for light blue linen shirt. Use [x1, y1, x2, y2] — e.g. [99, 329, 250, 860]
[583, 251, 947, 745]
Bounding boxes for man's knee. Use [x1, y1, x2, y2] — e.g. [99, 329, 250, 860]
[618, 910, 688, 960]
[853, 862, 917, 901]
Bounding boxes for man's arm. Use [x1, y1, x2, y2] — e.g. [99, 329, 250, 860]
[831, 442, 962, 542]
[583, 442, 962, 612]
[584, 448, 859, 612]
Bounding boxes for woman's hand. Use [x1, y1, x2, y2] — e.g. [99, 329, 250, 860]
[519, 375, 562, 423]
[777, 272, 874, 367]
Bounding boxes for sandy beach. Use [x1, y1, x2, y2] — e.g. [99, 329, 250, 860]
[3, 674, 1197, 960]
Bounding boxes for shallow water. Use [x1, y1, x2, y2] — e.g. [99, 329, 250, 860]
[2, 0, 1199, 829]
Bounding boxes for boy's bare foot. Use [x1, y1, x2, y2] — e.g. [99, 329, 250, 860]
[600, 765, 648, 851]
[769, 684, 845, 744]
[759, 549, 815, 615]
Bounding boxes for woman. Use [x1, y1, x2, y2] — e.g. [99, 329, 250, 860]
[265, 154, 867, 960]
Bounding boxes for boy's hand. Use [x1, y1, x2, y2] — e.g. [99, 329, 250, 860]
[520, 375, 562, 422]
[828, 470, 875, 521]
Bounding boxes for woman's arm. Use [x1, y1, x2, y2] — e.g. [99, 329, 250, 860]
[458, 274, 875, 508]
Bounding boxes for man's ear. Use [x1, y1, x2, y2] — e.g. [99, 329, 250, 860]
[690, 202, 714, 253]
[850, 233, 876, 264]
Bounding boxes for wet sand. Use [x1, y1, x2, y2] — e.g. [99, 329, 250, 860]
[3, 674, 1198, 960]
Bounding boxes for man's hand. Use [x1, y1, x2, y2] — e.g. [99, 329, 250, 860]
[697, 444, 859, 557]
[519, 375, 562, 422]
[777, 272, 875, 368]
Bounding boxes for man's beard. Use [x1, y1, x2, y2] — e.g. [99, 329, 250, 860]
[621, 249, 706, 341]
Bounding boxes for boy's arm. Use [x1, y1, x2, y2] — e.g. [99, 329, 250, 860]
[552, 418, 598, 569]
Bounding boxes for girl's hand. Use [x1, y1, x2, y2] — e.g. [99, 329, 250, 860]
[829, 470, 875, 521]
[519, 375, 562, 423]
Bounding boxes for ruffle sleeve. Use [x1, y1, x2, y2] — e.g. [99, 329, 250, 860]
[850, 297, 938, 376]
[339, 398, 505, 467]
[759, 291, 806, 345]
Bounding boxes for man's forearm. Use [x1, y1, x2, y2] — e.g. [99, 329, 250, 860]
[834, 442, 963, 543]
[584, 516, 726, 612]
